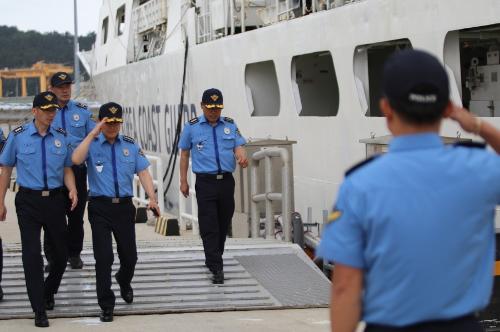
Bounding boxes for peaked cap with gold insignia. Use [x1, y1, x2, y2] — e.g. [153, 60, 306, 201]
[33, 91, 60, 111]
[201, 88, 224, 109]
[99, 102, 123, 123]
[50, 71, 73, 87]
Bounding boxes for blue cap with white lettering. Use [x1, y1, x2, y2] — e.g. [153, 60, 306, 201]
[382, 49, 449, 110]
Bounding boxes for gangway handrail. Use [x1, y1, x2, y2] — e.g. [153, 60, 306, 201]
[133, 154, 165, 214]
[250, 147, 293, 242]
[178, 160, 199, 236]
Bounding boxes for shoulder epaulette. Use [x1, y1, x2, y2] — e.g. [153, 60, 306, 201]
[55, 127, 67, 136]
[345, 155, 379, 177]
[123, 135, 135, 143]
[189, 117, 199, 125]
[13, 126, 25, 135]
[224, 117, 234, 123]
[453, 141, 486, 149]
[76, 102, 88, 109]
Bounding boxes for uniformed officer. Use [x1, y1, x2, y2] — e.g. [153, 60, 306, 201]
[48, 71, 95, 270]
[178, 88, 248, 284]
[0, 128, 5, 302]
[317, 50, 500, 332]
[72, 102, 159, 322]
[0, 92, 78, 327]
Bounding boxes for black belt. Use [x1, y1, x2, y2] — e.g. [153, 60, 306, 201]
[89, 196, 132, 204]
[19, 186, 64, 197]
[195, 172, 232, 180]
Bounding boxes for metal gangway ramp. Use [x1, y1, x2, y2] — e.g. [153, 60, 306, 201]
[0, 238, 330, 319]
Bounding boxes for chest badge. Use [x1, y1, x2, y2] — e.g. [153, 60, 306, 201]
[73, 114, 80, 121]
[123, 148, 130, 156]
[224, 127, 230, 135]
[54, 139, 62, 148]
[95, 161, 104, 173]
[196, 141, 204, 151]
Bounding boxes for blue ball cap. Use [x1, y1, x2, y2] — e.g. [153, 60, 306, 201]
[382, 49, 449, 110]
[201, 88, 224, 109]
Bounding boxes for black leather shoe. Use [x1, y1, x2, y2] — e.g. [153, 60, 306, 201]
[115, 273, 133, 303]
[99, 308, 114, 322]
[0, 286, 3, 301]
[35, 311, 49, 327]
[212, 270, 224, 284]
[44, 294, 54, 310]
[68, 256, 83, 269]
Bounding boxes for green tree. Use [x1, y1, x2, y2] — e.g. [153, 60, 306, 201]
[0, 26, 96, 69]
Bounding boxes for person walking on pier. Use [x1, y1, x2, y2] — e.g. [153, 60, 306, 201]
[46, 71, 95, 270]
[317, 50, 500, 332]
[72, 102, 159, 322]
[0, 91, 77, 327]
[179, 88, 248, 284]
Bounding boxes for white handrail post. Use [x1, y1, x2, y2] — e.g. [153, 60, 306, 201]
[241, 0, 246, 32]
[275, 0, 279, 22]
[250, 157, 259, 238]
[190, 169, 199, 236]
[264, 154, 274, 239]
[156, 157, 164, 213]
[224, 0, 228, 37]
[178, 160, 199, 236]
[230, 0, 235, 34]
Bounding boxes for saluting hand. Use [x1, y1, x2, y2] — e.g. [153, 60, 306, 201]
[0, 204, 6, 221]
[68, 189, 78, 211]
[448, 104, 479, 134]
[90, 118, 107, 138]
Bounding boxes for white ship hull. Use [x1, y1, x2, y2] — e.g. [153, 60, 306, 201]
[90, 0, 500, 219]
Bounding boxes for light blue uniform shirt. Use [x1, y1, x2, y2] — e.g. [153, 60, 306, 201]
[317, 133, 500, 326]
[0, 122, 72, 190]
[52, 100, 95, 147]
[178, 115, 246, 173]
[86, 133, 150, 197]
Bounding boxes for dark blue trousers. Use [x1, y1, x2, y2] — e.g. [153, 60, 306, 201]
[366, 315, 482, 332]
[88, 198, 137, 310]
[195, 174, 235, 273]
[15, 190, 68, 312]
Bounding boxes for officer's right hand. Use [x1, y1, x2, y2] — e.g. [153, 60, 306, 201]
[90, 118, 107, 138]
[180, 181, 189, 198]
[448, 104, 478, 133]
[68, 189, 78, 211]
[0, 204, 6, 221]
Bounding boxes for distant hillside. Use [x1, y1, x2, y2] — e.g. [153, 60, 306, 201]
[0, 26, 95, 69]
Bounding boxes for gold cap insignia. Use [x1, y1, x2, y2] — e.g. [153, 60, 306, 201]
[58, 74, 67, 80]
[211, 94, 219, 102]
[109, 106, 118, 114]
[45, 94, 54, 101]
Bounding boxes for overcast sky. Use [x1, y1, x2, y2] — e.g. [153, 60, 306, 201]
[1, 0, 102, 35]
